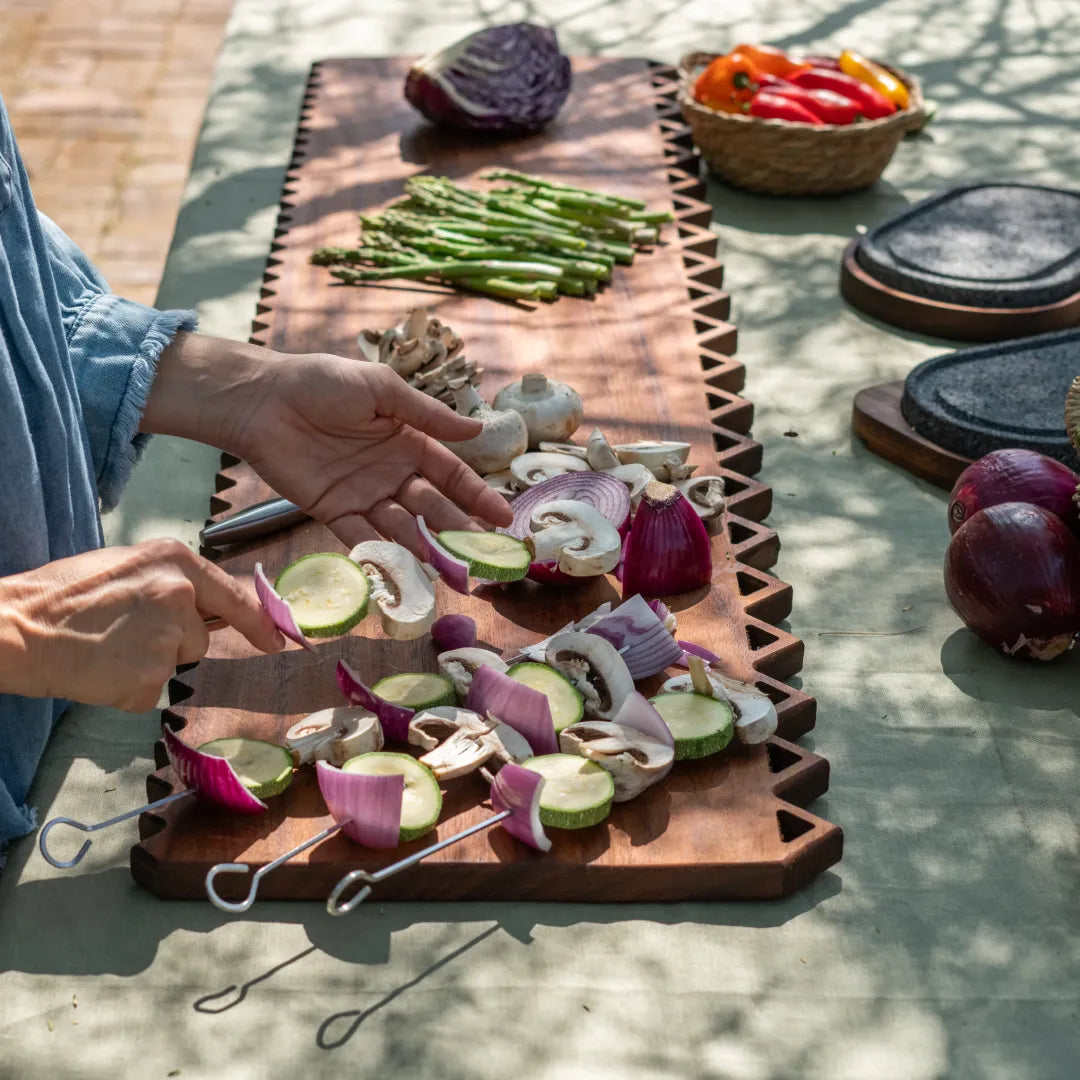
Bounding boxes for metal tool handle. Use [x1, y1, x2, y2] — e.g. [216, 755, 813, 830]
[199, 496, 309, 548]
[38, 788, 195, 869]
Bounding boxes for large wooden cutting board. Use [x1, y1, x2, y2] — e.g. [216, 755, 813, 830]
[131, 58, 842, 902]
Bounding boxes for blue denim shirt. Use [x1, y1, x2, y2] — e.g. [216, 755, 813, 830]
[0, 95, 196, 859]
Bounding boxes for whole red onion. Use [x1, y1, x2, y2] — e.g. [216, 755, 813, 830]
[948, 449, 1079, 535]
[944, 501, 1080, 660]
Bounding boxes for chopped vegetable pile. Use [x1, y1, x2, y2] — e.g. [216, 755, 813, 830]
[310, 172, 673, 302]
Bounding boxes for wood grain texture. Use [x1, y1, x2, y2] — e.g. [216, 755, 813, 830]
[840, 240, 1080, 342]
[852, 380, 971, 490]
[131, 58, 842, 903]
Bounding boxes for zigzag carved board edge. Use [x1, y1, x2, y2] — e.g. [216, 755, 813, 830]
[132, 57, 842, 902]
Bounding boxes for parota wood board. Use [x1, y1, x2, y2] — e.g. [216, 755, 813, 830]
[131, 57, 842, 902]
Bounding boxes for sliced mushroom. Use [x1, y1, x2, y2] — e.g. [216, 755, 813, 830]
[676, 476, 726, 521]
[657, 458, 698, 483]
[443, 381, 529, 475]
[559, 721, 674, 801]
[660, 660, 778, 745]
[348, 541, 436, 641]
[601, 463, 652, 503]
[358, 308, 468, 394]
[285, 707, 383, 766]
[538, 441, 589, 460]
[544, 631, 634, 720]
[585, 428, 620, 471]
[408, 706, 485, 751]
[509, 451, 591, 488]
[437, 647, 509, 699]
[482, 470, 519, 500]
[409, 707, 531, 780]
[526, 500, 622, 576]
[613, 441, 691, 472]
[493, 373, 584, 448]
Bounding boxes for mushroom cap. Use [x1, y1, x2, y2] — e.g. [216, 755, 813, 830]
[285, 706, 382, 765]
[544, 631, 635, 720]
[676, 476, 727, 519]
[613, 441, 692, 471]
[602, 463, 653, 502]
[408, 706, 488, 750]
[348, 541, 436, 640]
[559, 720, 674, 800]
[586, 428, 620, 471]
[493, 373, 584, 448]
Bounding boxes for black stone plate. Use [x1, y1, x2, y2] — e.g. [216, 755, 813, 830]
[901, 327, 1080, 467]
[857, 183, 1080, 309]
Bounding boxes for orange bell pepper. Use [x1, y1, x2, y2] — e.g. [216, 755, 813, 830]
[731, 43, 809, 78]
[693, 52, 769, 113]
[838, 50, 910, 109]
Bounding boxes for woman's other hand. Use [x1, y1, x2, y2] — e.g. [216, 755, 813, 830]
[0, 540, 283, 711]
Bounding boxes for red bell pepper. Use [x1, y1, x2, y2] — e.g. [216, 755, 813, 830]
[748, 91, 823, 125]
[789, 67, 895, 118]
[764, 84, 862, 125]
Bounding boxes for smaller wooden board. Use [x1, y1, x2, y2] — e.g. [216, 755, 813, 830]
[840, 241, 1080, 342]
[852, 381, 970, 489]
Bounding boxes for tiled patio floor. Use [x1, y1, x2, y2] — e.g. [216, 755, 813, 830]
[0, 0, 235, 306]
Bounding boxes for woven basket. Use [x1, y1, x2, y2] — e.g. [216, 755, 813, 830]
[679, 51, 925, 196]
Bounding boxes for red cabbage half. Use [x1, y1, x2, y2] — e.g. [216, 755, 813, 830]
[404, 23, 572, 133]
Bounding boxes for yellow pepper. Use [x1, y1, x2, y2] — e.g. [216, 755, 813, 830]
[838, 50, 910, 109]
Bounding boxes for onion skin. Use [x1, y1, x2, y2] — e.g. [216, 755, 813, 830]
[948, 449, 1080, 536]
[944, 501, 1080, 661]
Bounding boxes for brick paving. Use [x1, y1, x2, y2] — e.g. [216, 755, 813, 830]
[0, 0, 235, 306]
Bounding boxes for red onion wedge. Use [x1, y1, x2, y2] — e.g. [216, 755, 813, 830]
[489, 762, 551, 851]
[316, 761, 403, 849]
[948, 449, 1080, 536]
[162, 727, 267, 815]
[336, 660, 411, 742]
[647, 598, 677, 634]
[505, 471, 630, 586]
[467, 663, 558, 755]
[676, 640, 723, 666]
[944, 501, 1080, 661]
[431, 614, 477, 652]
[622, 482, 712, 598]
[253, 562, 314, 651]
[611, 691, 675, 749]
[586, 594, 682, 679]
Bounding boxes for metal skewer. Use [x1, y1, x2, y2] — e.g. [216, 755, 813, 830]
[203, 810, 513, 915]
[38, 788, 195, 868]
[326, 810, 512, 916]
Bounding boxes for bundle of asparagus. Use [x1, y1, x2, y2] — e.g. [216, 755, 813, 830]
[310, 170, 674, 302]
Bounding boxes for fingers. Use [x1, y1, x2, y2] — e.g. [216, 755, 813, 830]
[396, 474, 476, 534]
[366, 498, 423, 559]
[176, 605, 211, 665]
[382, 372, 482, 442]
[320, 513, 382, 552]
[418, 439, 515, 528]
[183, 555, 285, 655]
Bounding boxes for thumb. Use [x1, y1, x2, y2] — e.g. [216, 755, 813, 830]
[382, 374, 482, 441]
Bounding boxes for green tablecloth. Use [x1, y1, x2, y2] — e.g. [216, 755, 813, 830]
[2, 2, 1077, 1077]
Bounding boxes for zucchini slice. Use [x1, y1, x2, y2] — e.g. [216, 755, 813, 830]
[274, 553, 370, 637]
[198, 737, 293, 799]
[649, 692, 734, 760]
[341, 751, 442, 842]
[437, 530, 531, 581]
[372, 672, 456, 710]
[523, 753, 614, 829]
[507, 662, 585, 732]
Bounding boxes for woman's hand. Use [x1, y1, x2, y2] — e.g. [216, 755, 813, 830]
[142, 334, 514, 556]
[0, 540, 283, 711]
[237, 354, 513, 553]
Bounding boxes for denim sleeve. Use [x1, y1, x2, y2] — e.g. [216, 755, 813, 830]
[38, 214, 198, 511]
